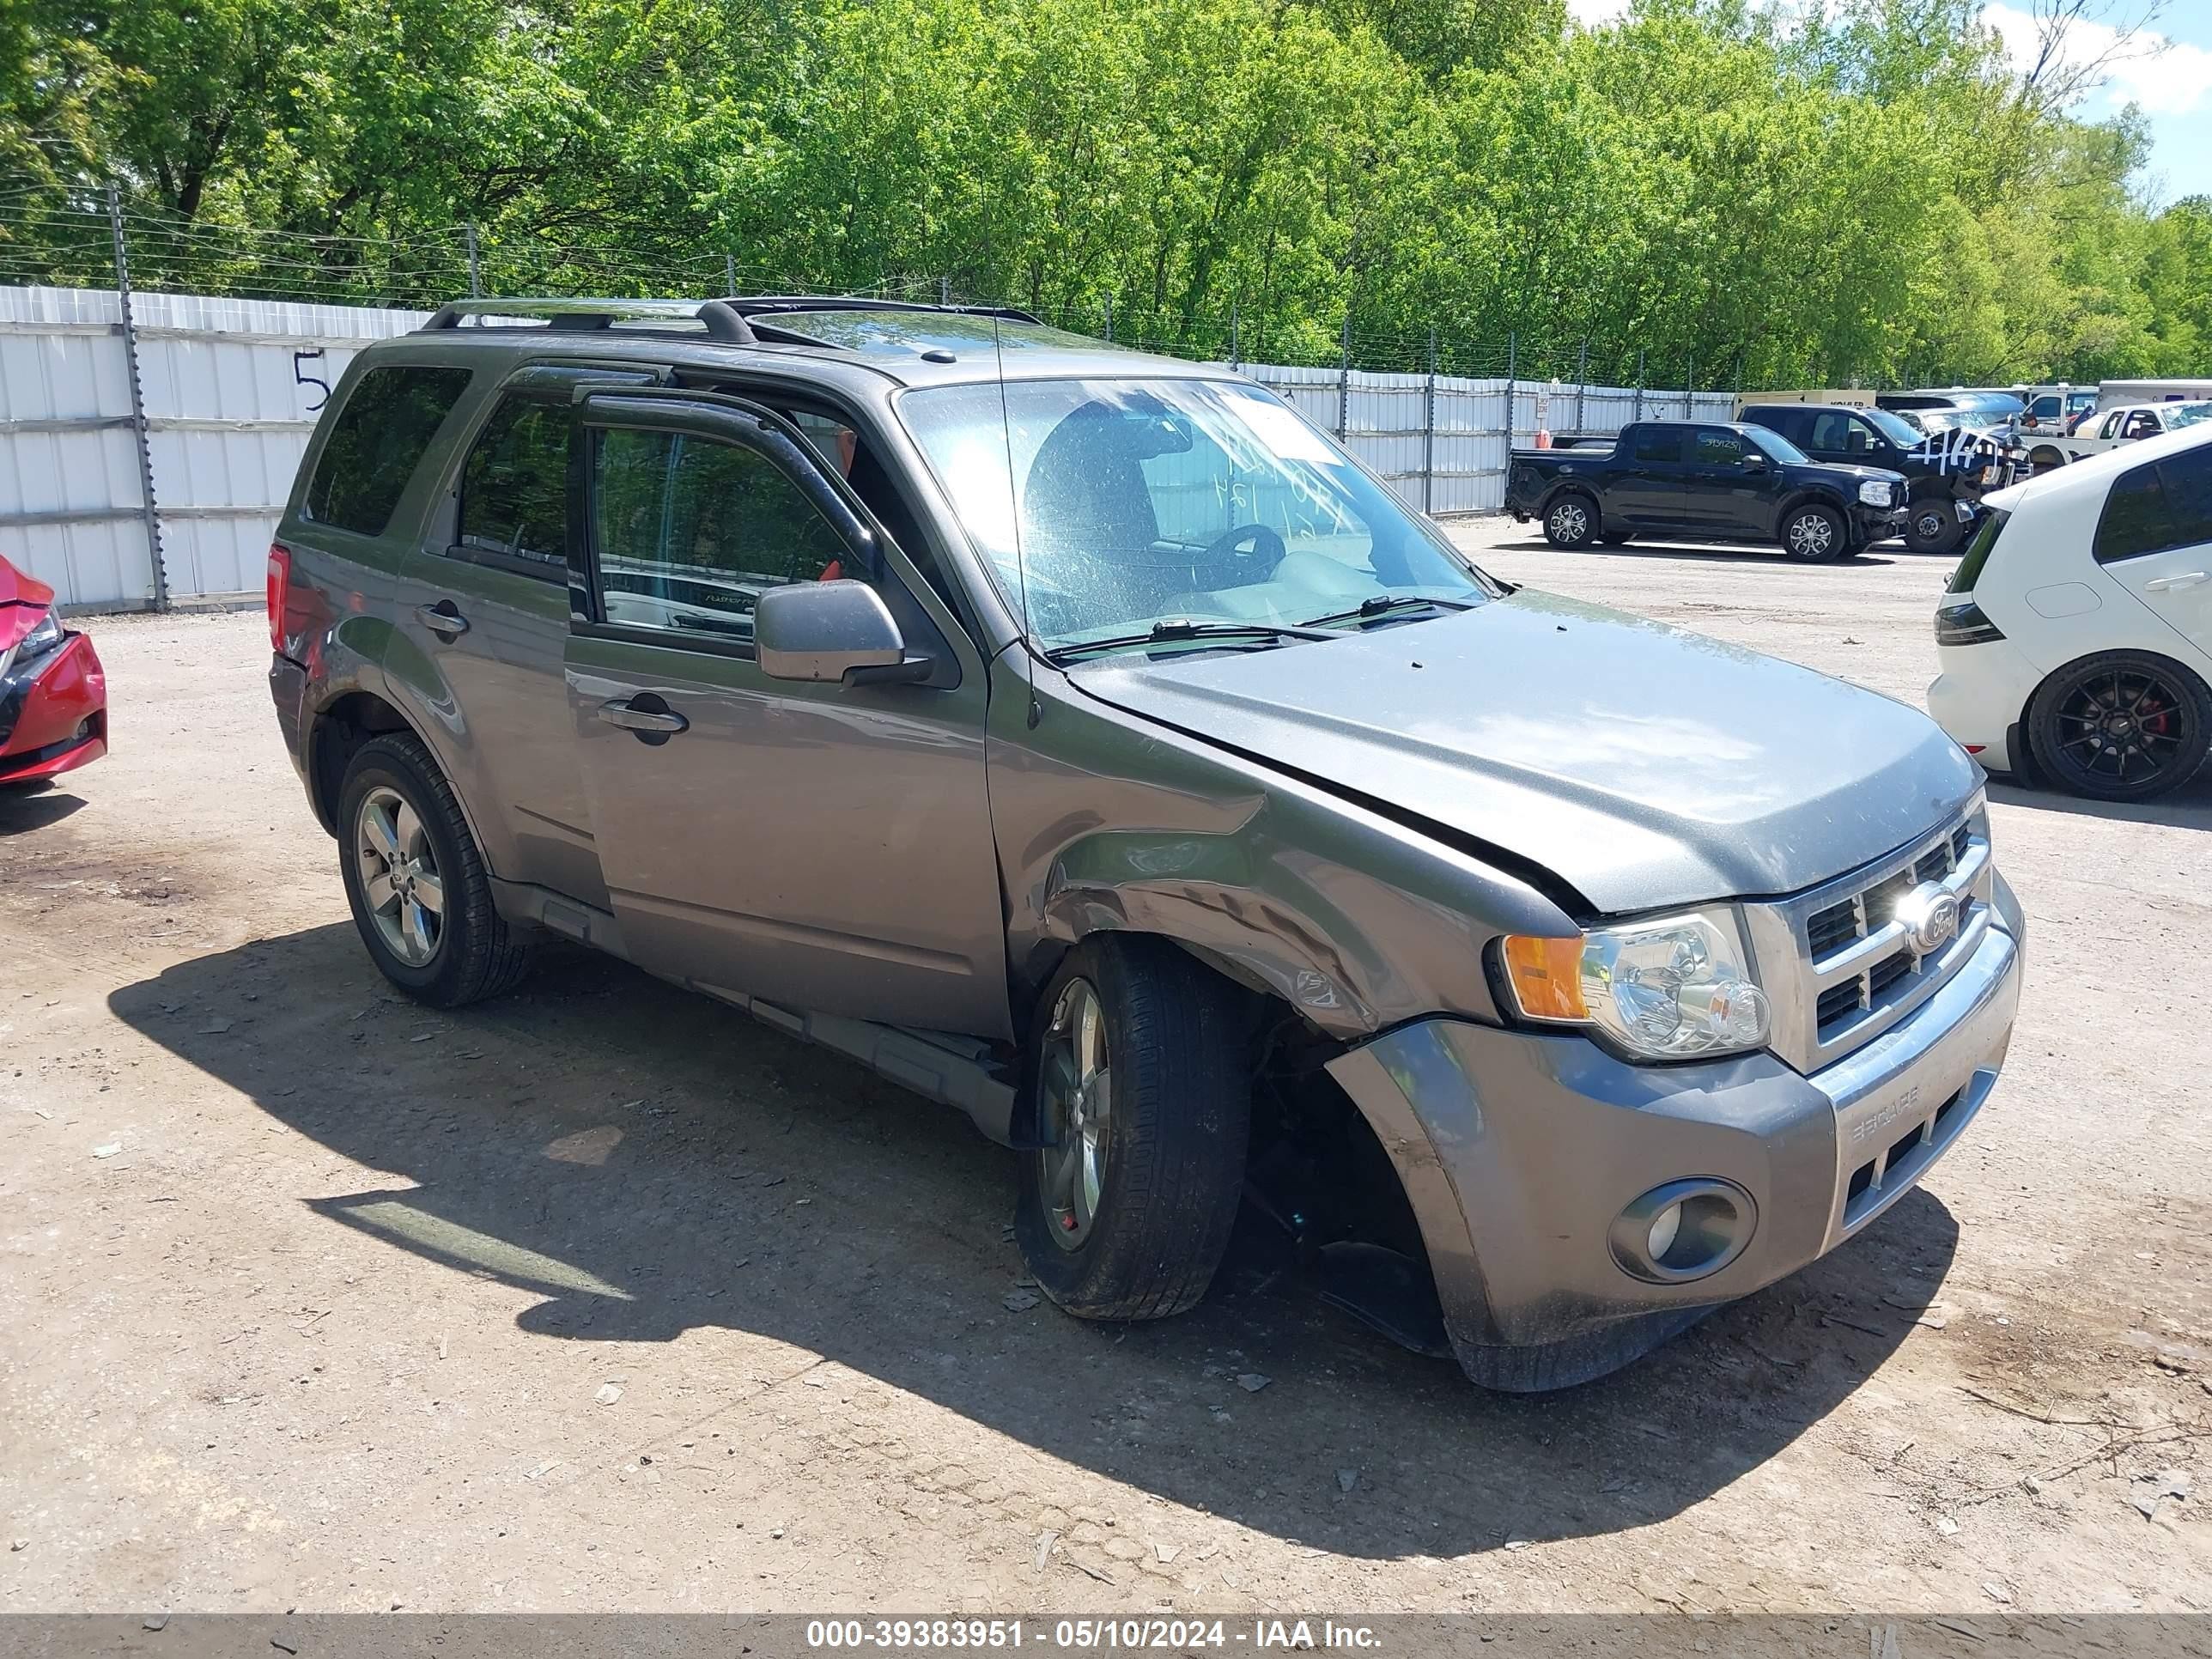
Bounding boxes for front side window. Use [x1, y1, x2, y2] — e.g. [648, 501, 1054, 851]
[897, 377, 1490, 649]
[591, 429, 851, 641]
[457, 398, 573, 580]
[1696, 428, 1747, 465]
[305, 366, 472, 537]
[2095, 461, 2174, 564]
[2124, 411, 2164, 440]
[1806, 411, 1856, 451]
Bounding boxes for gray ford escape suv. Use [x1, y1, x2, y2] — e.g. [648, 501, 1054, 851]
[267, 295, 2026, 1390]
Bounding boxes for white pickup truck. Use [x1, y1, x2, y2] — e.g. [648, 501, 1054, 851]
[2019, 399, 2212, 472]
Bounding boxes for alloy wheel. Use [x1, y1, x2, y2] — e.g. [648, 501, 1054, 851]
[1788, 512, 1835, 557]
[355, 784, 445, 966]
[1035, 977, 1111, 1249]
[1548, 501, 1589, 543]
[2053, 668, 2190, 789]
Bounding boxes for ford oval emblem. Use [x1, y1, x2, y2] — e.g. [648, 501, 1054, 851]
[1893, 883, 1961, 956]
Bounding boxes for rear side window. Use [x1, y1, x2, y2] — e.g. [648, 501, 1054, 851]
[2095, 461, 2174, 563]
[2158, 446, 2212, 547]
[1631, 427, 1685, 462]
[591, 429, 851, 642]
[458, 398, 574, 581]
[305, 366, 471, 537]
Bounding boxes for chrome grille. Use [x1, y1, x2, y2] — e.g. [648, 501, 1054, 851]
[1744, 800, 1996, 1075]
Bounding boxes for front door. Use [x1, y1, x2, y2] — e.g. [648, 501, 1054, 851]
[1683, 426, 1773, 538]
[563, 389, 1011, 1039]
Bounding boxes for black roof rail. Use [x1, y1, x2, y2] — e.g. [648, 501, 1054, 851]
[712, 295, 1044, 325]
[419, 298, 757, 343]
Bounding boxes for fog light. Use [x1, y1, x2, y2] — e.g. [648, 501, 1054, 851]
[1609, 1178, 1755, 1284]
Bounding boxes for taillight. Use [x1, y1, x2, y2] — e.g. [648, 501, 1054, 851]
[266, 543, 292, 653]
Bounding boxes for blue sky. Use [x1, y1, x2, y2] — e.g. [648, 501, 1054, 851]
[1569, 0, 2212, 208]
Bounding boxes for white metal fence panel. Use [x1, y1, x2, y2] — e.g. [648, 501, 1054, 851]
[0, 283, 1732, 607]
[0, 285, 428, 608]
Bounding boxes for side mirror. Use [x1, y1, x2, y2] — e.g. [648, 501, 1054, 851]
[755, 580, 924, 685]
[1741, 452, 1767, 471]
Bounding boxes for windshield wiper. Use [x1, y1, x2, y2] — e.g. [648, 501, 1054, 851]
[1047, 618, 1334, 663]
[1297, 593, 1477, 629]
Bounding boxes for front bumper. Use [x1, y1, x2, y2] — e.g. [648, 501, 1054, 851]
[1851, 502, 1909, 542]
[0, 632, 106, 785]
[1328, 873, 2024, 1390]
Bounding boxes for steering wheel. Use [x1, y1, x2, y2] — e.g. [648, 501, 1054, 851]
[1195, 522, 1286, 574]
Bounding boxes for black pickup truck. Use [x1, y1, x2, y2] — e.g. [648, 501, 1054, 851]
[1737, 402, 2012, 555]
[1504, 420, 1909, 562]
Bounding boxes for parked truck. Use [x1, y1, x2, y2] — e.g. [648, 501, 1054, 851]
[1505, 419, 1908, 561]
[1738, 402, 2011, 555]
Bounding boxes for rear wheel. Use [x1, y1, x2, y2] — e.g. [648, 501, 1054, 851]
[1015, 937, 1251, 1322]
[2027, 653, 2212, 802]
[1542, 493, 1599, 550]
[337, 734, 532, 1006]
[1780, 503, 1846, 562]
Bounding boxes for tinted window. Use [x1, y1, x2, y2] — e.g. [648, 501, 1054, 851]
[1695, 428, 1747, 465]
[2095, 462, 2174, 563]
[305, 366, 471, 537]
[457, 399, 573, 581]
[1631, 426, 1686, 463]
[1806, 411, 1860, 451]
[591, 429, 850, 641]
[2159, 446, 2212, 548]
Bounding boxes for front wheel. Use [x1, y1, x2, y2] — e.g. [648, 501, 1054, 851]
[1015, 937, 1251, 1322]
[1781, 503, 1847, 562]
[2026, 652, 2212, 802]
[1542, 494, 1600, 550]
[1905, 499, 1963, 555]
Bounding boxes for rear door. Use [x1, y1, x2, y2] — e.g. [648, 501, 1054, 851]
[387, 366, 656, 909]
[563, 388, 1009, 1038]
[1611, 425, 1690, 525]
[2093, 448, 2212, 672]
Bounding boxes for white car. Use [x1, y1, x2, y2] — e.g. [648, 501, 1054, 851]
[1929, 422, 2212, 801]
[2019, 398, 2212, 473]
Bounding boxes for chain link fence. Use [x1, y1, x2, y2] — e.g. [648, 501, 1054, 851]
[1, 181, 1740, 610]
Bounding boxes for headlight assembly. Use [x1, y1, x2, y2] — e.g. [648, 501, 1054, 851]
[1858, 480, 1894, 507]
[13, 610, 63, 661]
[1501, 909, 1771, 1061]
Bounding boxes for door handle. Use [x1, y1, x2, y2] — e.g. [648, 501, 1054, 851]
[415, 601, 470, 637]
[2144, 572, 2208, 592]
[597, 697, 689, 736]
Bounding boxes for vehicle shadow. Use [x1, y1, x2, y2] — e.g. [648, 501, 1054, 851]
[110, 924, 1958, 1561]
[1987, 777, 2212, 828]
[1486, 535, 1900, 568]
[0, 785, 87, 834]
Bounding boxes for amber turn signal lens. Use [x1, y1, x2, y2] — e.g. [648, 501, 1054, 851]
[1500, 934, 1588, 1022]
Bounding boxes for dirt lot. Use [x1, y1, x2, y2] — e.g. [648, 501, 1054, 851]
[3, 520, 2208, 1619]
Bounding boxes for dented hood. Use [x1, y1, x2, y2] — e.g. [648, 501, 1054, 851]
[1071, 590, 1980, 915]
[0, 556, 55, 653]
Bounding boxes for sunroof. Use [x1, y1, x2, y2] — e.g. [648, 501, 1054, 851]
[761, 309, 1108, 358]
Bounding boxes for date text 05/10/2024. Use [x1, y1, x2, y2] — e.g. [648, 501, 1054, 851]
[803, 1619, 1384, 1650]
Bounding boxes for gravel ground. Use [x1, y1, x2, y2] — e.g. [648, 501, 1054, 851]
[2, 519, 2207, 1619]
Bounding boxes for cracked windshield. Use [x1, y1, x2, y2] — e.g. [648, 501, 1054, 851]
[898, 378, 1492, 655]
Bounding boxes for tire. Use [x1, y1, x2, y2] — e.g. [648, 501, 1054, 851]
[1014, 936, 1252, 1322]
[1541, 493, 1599, 550]
[1905, 497, 1963, 555]
[2025, 651, 2212, 803]
[1595, 531, 1635, 546]
[2030, 447, 2063, 476]
[337, 732, 532, 1006]
[1780, 502, 1847, 562]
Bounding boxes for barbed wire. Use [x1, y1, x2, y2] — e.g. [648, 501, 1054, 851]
[0, 179, 1741, 392]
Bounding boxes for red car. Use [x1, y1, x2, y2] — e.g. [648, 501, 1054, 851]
[1, 556, 106, 788]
